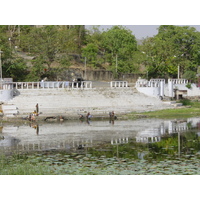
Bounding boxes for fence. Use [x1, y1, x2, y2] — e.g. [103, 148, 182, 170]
[110, 81, 128, 88]
[13, 81, 93, 90]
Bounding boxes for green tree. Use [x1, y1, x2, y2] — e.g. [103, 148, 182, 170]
[81, 43, 99, 68]
[101, 26, 137, 74]
[19, 26, 79, 80]
[140, 25, 200, 79]
[0, 25, 29, 81]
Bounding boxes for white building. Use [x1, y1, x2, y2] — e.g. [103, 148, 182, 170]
[136, 78, 200, 99]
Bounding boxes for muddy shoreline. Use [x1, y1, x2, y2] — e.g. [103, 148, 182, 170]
[0, 112, 129, 125]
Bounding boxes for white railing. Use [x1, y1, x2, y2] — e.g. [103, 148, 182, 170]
[168, 79, 188, 85]
[110, 81, 128, 88]
[71, 81, 92, 89]
[136, 136, 161, 143]
[1, 83, 13, 90]
[136, 79, 165, 88]
[14, 82, 41, 89]
[135, 79, 148, 87]
[111, 137, 129, 145]
[13, 81, 93, 90]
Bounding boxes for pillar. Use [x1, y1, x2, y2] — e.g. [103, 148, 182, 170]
[168, 79, 174, 98]
[160, 80, 164, 97]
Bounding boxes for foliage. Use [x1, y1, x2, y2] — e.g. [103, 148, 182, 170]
[139, 25, 200, 79]
[128, 101, 200, 119]
[101, 26, 138, 73]
[1, 130, 200, 175]
[1, 25, 200, 81]
[81, 43, 99, 68]
[178, 98, 192, 106]
[5, 57, 28, 81]
[185, 82, 192, 89]
[183, 70, 197, 82]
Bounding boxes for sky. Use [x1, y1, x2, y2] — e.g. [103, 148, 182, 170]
[86, 25, 200, 40]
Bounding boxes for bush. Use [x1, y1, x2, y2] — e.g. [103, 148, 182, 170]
[178, 99, 192, 106]
[186, 83, 192, 89]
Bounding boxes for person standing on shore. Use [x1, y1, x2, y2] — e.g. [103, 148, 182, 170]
[36, 103, 39, 116]
[86, 112, 92, 120]
[86, 112, 92, 125]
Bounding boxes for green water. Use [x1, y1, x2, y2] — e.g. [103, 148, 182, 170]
[0, 118, 200, 174]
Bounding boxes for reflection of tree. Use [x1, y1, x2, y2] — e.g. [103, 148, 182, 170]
[146, 131, 200, 161]
[87, 139, 148, 159]
[147, 135, 179, 161]
[181, 131, 200, 154]
[86, 132, 200, 161]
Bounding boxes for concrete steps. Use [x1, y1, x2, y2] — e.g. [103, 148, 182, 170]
[2, 104, 19, 117]
[4, 87, 174, 117]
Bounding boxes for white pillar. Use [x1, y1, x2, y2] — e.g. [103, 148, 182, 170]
[160, 80, 164, 97]
[168, 79, 174, 98]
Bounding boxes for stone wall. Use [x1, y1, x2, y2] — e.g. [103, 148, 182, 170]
[82, 70, 142, 83]
[57, 68, 143, 83]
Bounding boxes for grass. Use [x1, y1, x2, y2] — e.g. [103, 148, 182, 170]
[0, 163, 52, 175]
[1, 153, 200, 175]
[1, 145, 200, 175]
[0, 154, 54, 175]
[127, 100, 200, 119]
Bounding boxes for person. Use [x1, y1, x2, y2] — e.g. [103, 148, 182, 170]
[31, 114, 36, 121]
[33, 110, 37, 115]
[59, 116, 64, 122]
[109, 111, 115, 119]
[109, 111, 117, 124]
[86, 112, 92, 120]
[79, 114, 84, 120]
[36, 103, 39, 116]
[28, 113, 32, 121]
[86, 112, 92, 125]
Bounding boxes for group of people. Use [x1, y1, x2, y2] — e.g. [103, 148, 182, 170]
[79, 111, 117, 124]
[26, 104, 117, 123]
[27, 103, 39, 121]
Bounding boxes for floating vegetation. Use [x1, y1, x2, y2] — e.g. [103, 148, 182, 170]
[0, 146, 200, 175]
[1, 119, 200, 175]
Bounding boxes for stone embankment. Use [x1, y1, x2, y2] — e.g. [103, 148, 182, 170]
[2, 86, 175, 120]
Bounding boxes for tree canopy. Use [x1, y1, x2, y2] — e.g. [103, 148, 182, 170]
[0, 25, 200, 82]
[140, 25, 200, 80]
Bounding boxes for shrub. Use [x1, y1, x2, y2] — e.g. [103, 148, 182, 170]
[186, 83, 192, 89]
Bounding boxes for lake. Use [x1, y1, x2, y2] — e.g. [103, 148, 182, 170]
[0, 117, 200, 174]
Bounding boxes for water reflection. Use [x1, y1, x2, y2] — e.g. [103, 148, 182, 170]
[0, 117, 200, 159]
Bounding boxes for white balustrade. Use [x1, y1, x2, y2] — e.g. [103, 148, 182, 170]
[136, 136, 161, 143]
[136, 79, 165, 88]
[12, 81, 92, 90]
[169, 79, 188, 85]
[111, 137, 128, 145]
[110, 81, 128, 88]
[2, 83, 13, 90]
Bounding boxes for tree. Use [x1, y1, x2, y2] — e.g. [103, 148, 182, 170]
[28, 26, 61, 69]
[81, 43, 99, 68]
[0, 25, 29, 81]
[101, 26, 137, 74]
[140, 25, 200, 79]
[19, 26, 80, 80]
[5, 57, 28, 81]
